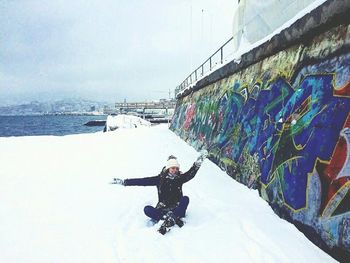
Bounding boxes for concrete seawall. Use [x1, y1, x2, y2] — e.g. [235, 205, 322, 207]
[171, 0, 350, 261]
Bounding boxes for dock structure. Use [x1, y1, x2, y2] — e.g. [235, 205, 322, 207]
[115, 100, 176, 123]
[115, 100, 176, 111]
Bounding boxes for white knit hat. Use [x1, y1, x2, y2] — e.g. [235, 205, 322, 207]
[165, 158, 180, 170]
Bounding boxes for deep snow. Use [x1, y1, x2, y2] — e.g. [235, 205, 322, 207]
[0, 124, 337, 262]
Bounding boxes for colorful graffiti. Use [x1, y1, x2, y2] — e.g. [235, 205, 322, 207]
[170, 24, 350, 253]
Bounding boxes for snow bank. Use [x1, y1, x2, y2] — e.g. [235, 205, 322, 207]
[0, 125, 337, 263]
[232, 0, 328, 62]
[105, 114, 151, 131]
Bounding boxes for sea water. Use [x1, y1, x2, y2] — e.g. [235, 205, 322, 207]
[0, 115, 107, 137]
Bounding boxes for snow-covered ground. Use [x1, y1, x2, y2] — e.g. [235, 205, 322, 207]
[0, 125, 337, 263]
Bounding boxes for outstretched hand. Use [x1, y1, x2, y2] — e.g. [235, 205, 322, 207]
[195, 149, 209, 167]
[110, 178, 125, 185]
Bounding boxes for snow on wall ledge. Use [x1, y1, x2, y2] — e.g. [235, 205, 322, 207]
[170, 0, 350, 261]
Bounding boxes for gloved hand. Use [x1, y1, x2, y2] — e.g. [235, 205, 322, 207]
[194, 149, 208, 167]
[111, 178, 124, 185]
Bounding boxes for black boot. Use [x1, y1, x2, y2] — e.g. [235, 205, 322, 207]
[175, 218, 184, 228]
[158, 212, 176, 235]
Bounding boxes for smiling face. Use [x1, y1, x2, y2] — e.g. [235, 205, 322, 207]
[168, 166, 179, 175]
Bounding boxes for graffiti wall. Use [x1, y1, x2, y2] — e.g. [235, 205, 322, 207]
[171, 23, 350, 254]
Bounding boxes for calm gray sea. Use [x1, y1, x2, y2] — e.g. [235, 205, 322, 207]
[0, 115, 107, 137]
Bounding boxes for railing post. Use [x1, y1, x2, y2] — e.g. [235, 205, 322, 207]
[221, 47, 223, 64]
[177, 36, 233, 95]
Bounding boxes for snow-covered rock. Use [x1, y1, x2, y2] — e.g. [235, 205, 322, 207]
[105, 114, 151, 131]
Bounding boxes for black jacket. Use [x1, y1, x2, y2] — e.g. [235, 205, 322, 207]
[124, 164, 200, 209]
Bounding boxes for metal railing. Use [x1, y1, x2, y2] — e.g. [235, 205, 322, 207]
[175, 36, 234, 97]
[174, 0, 315, 98]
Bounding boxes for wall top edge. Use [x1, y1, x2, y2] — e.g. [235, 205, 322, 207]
[177, 0, 350, 99]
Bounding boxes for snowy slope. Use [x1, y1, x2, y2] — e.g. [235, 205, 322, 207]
[0, 125, 337, 263]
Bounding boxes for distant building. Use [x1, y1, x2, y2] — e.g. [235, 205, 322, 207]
[103, 105, 118, 115]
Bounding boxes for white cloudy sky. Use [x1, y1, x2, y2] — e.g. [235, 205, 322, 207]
[0, 0, 237, 104]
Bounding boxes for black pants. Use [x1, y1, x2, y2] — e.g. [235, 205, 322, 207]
[143, 196, 189, 221]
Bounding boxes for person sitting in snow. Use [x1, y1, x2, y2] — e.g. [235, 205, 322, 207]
[112, 150, 208, 234]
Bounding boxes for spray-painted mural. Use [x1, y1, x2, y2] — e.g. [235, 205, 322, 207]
[171, 24, 350, 253]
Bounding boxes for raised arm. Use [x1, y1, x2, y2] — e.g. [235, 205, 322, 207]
[111, 175, 159, 186]
[179, 150, 208, 184]
[179, 163, 201, 184]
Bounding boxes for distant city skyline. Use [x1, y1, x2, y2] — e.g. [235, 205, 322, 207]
[0, 97, 113, 115]
[0, 0, 236, 105]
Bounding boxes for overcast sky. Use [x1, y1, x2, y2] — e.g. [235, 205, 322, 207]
[0, 0, 237, 105]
